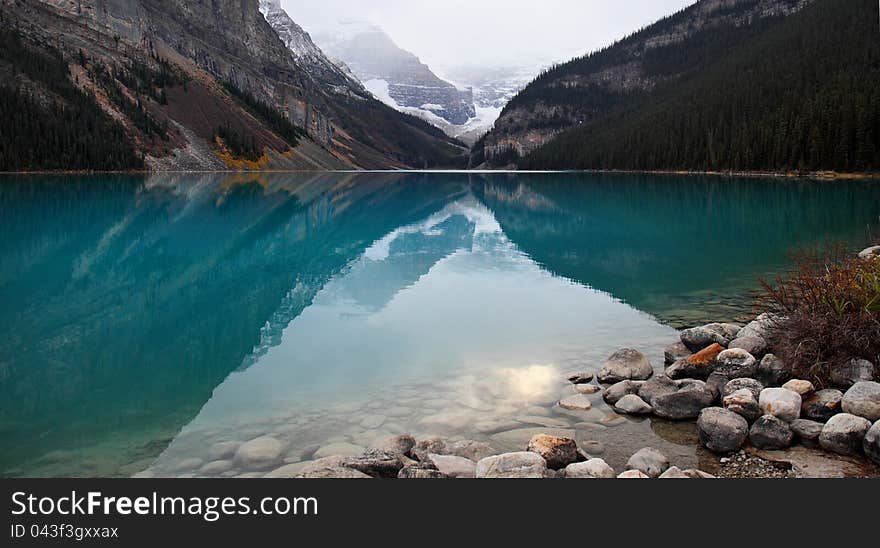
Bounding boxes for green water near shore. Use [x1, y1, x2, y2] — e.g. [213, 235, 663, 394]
[1, 172, 879, 477]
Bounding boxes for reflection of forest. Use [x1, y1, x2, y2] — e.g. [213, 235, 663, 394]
[1, 172, 879, 476]
[0, 173, 468, 476]
[476, 173, 880, 325]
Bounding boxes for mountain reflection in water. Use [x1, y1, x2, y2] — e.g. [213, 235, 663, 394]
[1, 172, 878, 477]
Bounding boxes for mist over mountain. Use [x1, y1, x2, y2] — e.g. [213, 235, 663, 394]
[315, 22, 475, 124]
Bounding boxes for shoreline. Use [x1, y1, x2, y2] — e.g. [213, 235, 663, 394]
[1, 168, 879, 180]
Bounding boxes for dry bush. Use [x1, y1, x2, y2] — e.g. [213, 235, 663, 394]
[759, 246, 880, 386]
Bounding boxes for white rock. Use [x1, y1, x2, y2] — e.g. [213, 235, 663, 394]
[617, 470, 649, 478]
[475, 452, 548, 478]
[659, 466, 690, 479]
[759, 387, 802, 422]
[564, 458, 616, 479]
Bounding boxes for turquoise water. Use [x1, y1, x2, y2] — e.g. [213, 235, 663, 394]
[1, 172, 879, 477]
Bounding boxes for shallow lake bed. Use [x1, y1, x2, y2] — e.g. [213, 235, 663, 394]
[2, 172, 879, 477]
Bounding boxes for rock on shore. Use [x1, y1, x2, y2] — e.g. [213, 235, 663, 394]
[697, 407, 749, 453]
[475, 452, 547, 478]
[841, 382, 880, 422]
[597, 348, 654, 383]
[819, 414, 872, 455]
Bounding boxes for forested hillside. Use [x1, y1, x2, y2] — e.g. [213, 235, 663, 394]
[0, 29, 142, 171]
[519, 0, 879, 172]
[0, 0, 466, 172]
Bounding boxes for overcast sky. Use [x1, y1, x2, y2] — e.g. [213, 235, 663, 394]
[280, 0, 696, 69]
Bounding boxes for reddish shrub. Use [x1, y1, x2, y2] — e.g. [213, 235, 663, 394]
[759, 246, 880, 386]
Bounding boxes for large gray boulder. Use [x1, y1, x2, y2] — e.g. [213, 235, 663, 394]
[831, 359, 876, 389]
[527, 434, 579, 470]
[865, 420, 880, 465]
[714, 349, 758, 379]
[597, 348, 654, 383]
[841, 381, 880, 422]
[680, 323, 740, 351]
[757, 354, 792, 387]
[626, 447, 670, 478]
[801, 389, 843, 422]
[564, 458, 616, 479]
[791, 419, 824, 442]
[723, 389, 762, 422]
[652, 379, 715, 420]
[603, 380, 645, 405]
[615, 394, 653, 415]
[639, 375, 678, 405]
[475, 452, 548, 478]
[759, 388, 802, 422]
[697, 407, 749, 453]
[728, 334, 768, 357]
[737, 314, 777, 341]
[819, 413, 872, 455]
[706, 371, 731, 400]
[749, 415, 794, 450]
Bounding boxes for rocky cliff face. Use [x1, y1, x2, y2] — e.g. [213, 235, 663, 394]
[258, 0, 363, 95]
[477, 0, 814, 166]
[317, 22, 476, 126]
[3, 0, 465, 170]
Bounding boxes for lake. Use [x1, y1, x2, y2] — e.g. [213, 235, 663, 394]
[1, 172, 879, 477]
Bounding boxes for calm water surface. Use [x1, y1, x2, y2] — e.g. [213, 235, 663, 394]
[1, 172, 879, 477]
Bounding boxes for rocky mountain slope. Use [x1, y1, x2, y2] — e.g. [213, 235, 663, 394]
[474, 0, 818, 168]
[257, 0, 363, 97]
[316, 21, 476, 127]
[1, 0, 467, 171]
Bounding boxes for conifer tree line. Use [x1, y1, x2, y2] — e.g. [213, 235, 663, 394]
[0, 28, 143, 171]
[519, 0, 880, 173]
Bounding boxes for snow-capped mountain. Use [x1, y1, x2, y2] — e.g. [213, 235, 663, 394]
[315, 21, 476, 127]
[437, 64, 545, 145]
[258, 0, 362, 95]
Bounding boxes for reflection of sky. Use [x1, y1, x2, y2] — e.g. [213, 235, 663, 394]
[175, 197, 676, 434]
